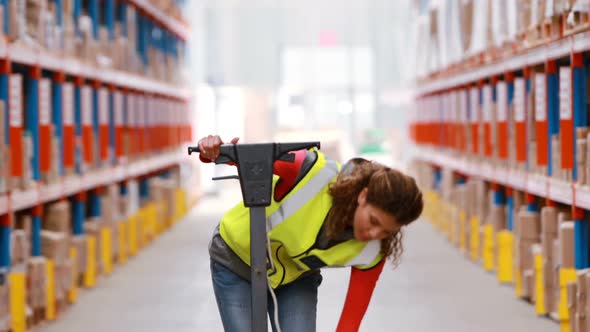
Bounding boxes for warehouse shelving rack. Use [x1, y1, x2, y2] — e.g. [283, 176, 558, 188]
[413, 26, 590, 328]
[0, 1, 192, 330]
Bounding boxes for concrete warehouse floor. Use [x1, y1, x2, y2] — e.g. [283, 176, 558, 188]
[40, 184, 558, 332]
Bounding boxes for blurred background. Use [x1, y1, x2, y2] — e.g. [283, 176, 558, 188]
[186, 0, 419, 192]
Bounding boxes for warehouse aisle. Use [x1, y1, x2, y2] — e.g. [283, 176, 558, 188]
[40, 185, 558, 332]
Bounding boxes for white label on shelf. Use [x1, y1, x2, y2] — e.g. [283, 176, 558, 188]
[99, 88, 108, 125]
[39, 79, 51, 125]
[482, 85, 492, 122]
[168, 101, 172, 126]
[469, 87, 479, 123]
[82, 86, 92, 125]
[459, 89, 467, 123]
[114, 92, 123, 126]
[559, 67, 572, 120]
[63, 83, 74, 125]
[497, 81, 507, 122]
[514, 78, 525, 122]
[535, 74, 547, 121]
[9, 74, 22, 127]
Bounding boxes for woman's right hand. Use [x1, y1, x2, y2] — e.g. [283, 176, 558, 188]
[197, 135, 240, 161]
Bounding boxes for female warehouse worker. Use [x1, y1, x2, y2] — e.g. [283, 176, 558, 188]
[198, 135, 423, 332]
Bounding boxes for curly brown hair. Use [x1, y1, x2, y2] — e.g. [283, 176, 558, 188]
[325, 158, 423, 267]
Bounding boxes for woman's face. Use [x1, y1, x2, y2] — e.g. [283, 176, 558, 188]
[353, 188, 401, 242]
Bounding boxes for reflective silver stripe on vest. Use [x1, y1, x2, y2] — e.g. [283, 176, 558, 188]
[345, 240, 380, 267]
[267, 160, 339, 229]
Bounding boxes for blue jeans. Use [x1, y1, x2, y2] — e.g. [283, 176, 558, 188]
[210, 259, 322, 332]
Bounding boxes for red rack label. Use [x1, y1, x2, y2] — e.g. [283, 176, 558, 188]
[63, 83, 74, 125]
[9, 74, 22, 127]
[82, 86, 92, 125]
[559, 68, 572, 120]
[535, 74, 547, 121]
[39, 79, 51, 125]
[497, 82, 507, 122]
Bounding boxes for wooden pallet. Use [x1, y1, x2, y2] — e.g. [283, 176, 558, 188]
[563, 10, 590, 36]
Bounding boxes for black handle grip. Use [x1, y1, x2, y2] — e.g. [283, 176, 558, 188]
[187, 145, 236, 164]
[188, 146, 200, 155]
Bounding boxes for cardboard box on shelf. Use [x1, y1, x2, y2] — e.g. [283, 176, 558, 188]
[519, 210, 541, 240]
[55, 259, 73, 301]
[44, 200, 72, 234]
[541, 206, 559, 235]
[26, 257, 46, 310]
[15, 214, 31, 239]
[490, 205, 506, 232]
[576, 269, 589, 331]
[10, 230, 29, 265]
[40, 230, 69, 265]
[519, 240, 537, 271]
[568, 281, 578, 330]
[560, 222, 576, 268]
[0, 280, 9, 318]
[71, 234, 87, 276]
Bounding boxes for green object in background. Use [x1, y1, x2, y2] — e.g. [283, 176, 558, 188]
[359, 129, 387, 154]
[360, 144, 385, 154]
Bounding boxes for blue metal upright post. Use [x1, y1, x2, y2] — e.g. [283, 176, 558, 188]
[55, 0, 63, 27]
[106, 0, 114, 40]
[0, 215, 10, 268]
[119, 2, 128, 37]
[53, 73, 65, 176]
[573, 53, 590, 270]
[89, 189, 101, 218]
[26, 68, 41, 181]
[573, 53, 588, 181]
[73, 192, 86, 234]
[574, 212, 589, 269]
[32, 206, 42, 256]
[74, 0, 82, 36]
[90, 0, 99, 39]
[547, 60, 559, 177]
[139, 178, 149, 201]
[1, 0, 7, 34]
[0, 61, 8, 145]
[506, 189, 514, 231]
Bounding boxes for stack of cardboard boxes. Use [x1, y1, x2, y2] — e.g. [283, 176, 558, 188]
[42, 201, 74, 305]
[540, 207, 559, 314]
[516, 209, 541, 300]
